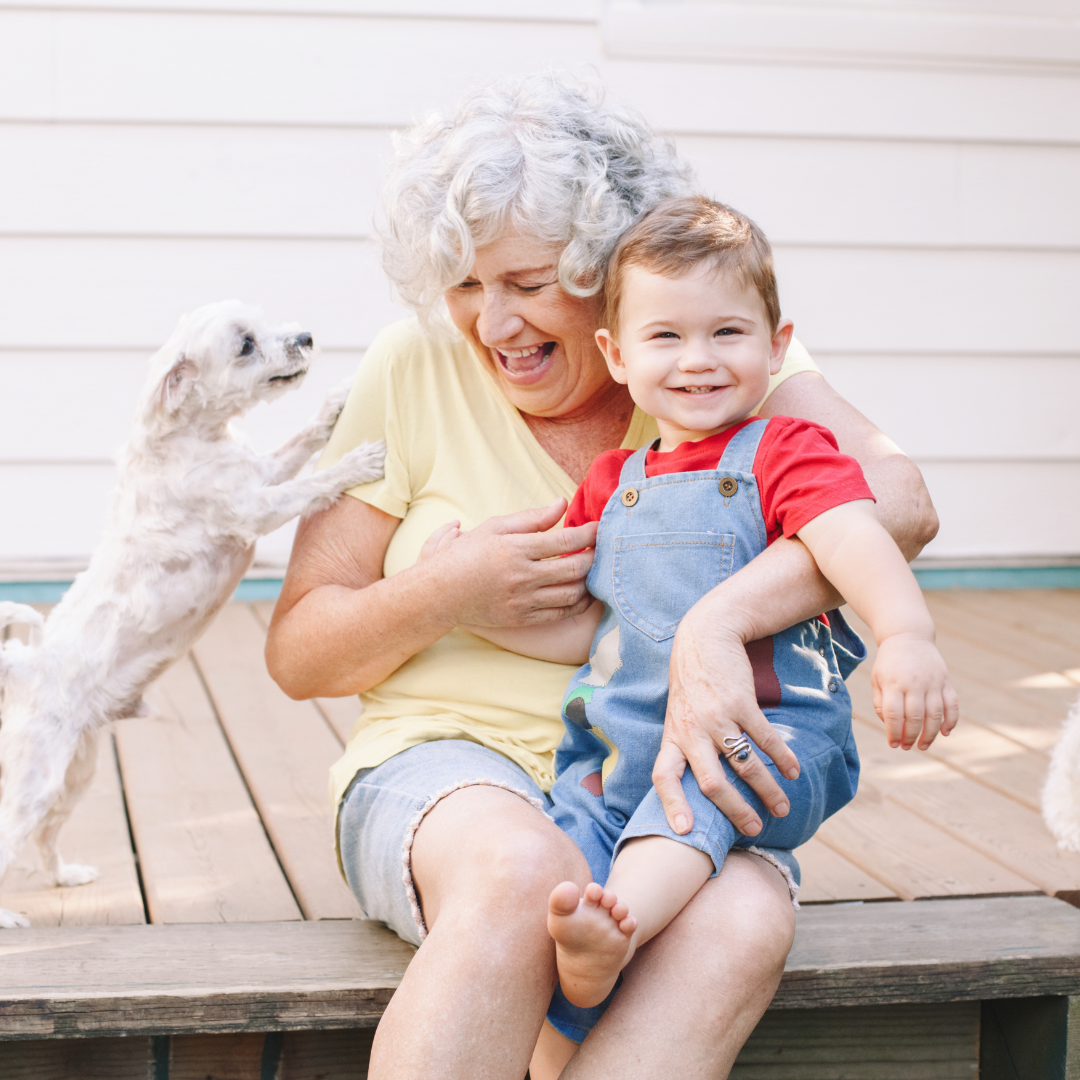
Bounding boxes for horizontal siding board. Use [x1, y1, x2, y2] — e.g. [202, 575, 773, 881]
[2, 238, 1076, 355]
[7, 125, 1080, 252]
[0, 237, 406, 349]
[1, 0, 599, 18]
[2, 10, 1080, 143]
[815, 355, 1080, 461]
[918, 460, 1080, 559]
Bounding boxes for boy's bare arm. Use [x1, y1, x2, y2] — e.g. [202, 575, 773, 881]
[796, 500, 959, 750]
[464, 601, 602, 665]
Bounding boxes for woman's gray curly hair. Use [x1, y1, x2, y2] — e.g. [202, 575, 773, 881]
[379, 72, 693, 323]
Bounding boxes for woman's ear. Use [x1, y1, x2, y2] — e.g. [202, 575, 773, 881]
[158, 355, 196, 413]
[769, 319, 795, 376]
[595, 329, 628, 385]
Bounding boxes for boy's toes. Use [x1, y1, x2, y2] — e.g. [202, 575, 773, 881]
[582, 882, 605, 907]
[549, 881, 581, 917]
[610, 900, 629, 922]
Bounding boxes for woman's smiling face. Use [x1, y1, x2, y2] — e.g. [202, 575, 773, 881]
[443, 233, 611, 418]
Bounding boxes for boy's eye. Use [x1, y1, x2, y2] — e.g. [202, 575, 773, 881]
[715, 327, 739, 336]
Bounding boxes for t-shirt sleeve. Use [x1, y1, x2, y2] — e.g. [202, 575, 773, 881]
[754, 417, 876, 540]
[564, 450, 632, 528]
[316, 322, 414, 520]
[752, 335, 820, 416]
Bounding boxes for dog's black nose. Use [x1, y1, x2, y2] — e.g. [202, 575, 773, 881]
[294, 332, 313, 350]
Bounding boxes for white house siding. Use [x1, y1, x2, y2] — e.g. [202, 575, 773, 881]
[0, 0, 1077, 573]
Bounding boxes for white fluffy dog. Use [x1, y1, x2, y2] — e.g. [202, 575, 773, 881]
[1044, 697, 1080, 852]
[0, 300, 383, 927]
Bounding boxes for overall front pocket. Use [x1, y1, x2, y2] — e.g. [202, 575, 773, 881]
[613, 532, 735, 641]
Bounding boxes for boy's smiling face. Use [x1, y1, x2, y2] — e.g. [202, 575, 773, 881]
[596, 262, 793, 451]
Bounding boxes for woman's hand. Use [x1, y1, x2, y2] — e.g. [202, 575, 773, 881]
[653, 598, 801, 837]
[421, 499, 598, 628]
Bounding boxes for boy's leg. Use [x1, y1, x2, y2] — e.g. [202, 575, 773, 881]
[548, 834, 712, 1009]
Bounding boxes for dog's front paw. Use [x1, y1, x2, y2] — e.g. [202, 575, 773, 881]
[54, 862, 100, 888]
[0, 907, 31, 929]
[337, 440, 386, 488]
[314, 379, 354, 433]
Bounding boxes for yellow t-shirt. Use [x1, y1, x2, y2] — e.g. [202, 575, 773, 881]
[321, 319, 819, 809]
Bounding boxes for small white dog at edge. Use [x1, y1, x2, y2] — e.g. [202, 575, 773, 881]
[0, 300, 384, 927]
[1044, 697, 1080, 853]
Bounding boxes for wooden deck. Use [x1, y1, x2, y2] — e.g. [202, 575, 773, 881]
[1, 589, 1079, 1075]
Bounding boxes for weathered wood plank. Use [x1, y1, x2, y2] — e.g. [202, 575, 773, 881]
[0, 920, 414, 1039]
[0, 1035, 154, 1078]
[0, 897, 1075, 1035]
[191, 604, 360, 920]
[775, 895, 1080, 1010]
[0, 731, 145, 927]
[169, 1032, 265, 1080]
[849, 715, 1080, 896]
[115, 656, 302, 925]
[815, 782, 1034, 901]
[250, 600, 360, 744]
[792, 836, 897, 904]
[278, 1029, 375, 1080]
[734, 1001, 979, 1078]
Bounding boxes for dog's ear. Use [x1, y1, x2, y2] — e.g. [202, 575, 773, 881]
[158, 355, 196, 414]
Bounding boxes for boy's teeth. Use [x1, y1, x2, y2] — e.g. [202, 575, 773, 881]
[681, 386, 717, 393]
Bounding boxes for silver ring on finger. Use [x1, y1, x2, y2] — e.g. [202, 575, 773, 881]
[722, 735, 753, 764]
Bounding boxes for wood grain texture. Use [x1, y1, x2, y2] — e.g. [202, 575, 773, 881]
[169, 1032, 265, 1080]
[0, 731, 145, 927]
[792, 836, 897, 904]
[0, 1035, 153, 1078]
[0, 920, 414, 1038]
[115, 657, 302, 924]
[815, 782, 1035, 901]
[278, 1029, 375, 1080]
[0, 897, 1075, 1036]
[775, 894, 1080, 1010]
[733, 1001, 979, 1078]
[191, 604, 361, 920]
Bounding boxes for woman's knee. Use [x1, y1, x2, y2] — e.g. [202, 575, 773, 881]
[412, 785, 587, 924]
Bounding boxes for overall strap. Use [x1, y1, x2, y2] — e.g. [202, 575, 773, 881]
[717, 418, 770, 473]
[617, 442, 652, 485]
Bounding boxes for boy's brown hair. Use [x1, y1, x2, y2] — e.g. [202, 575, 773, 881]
[603, 195, 780, 337]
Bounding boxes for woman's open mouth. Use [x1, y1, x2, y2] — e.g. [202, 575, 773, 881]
[495, 342, 557, 382]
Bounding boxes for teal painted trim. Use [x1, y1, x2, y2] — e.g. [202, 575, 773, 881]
[0, 578, 286, 603]
[2, 569, 1077, 604]
[233, 578, 284, 601]
[913, 566, 1080, 590]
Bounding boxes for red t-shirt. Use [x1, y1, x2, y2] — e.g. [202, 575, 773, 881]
[565, 416, 874, 545]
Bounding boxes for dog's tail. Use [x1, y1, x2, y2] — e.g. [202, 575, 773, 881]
[0, 602, 44, 648]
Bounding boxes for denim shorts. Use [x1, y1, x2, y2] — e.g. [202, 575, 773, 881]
[336, 738, 800, 1043]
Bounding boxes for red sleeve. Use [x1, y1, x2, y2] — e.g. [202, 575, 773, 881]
[565, 449, 634, 528]
[753, 417, 875, 544]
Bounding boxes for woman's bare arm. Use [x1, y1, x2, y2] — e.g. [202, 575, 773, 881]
[652, 371, 941, 833]
[265, 496, 597, 700]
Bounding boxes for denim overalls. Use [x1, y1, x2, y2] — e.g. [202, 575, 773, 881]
[549, 418, 865, 889]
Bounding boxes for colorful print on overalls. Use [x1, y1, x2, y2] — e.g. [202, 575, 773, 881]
[549, 418, 866, 887]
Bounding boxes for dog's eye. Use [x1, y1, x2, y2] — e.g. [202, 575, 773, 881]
[239, 336, 256, 357]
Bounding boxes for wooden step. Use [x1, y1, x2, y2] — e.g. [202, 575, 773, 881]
[2, 896, 1078, 1039]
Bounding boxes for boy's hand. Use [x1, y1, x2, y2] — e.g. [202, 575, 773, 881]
[418, 520, 463, 563]
[870, 634, 959, 750]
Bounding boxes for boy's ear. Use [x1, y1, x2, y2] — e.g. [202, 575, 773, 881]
[595, 329, 628, 385]
[769, 319, 795, 376]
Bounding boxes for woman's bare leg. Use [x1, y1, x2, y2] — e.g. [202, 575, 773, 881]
[367, 785, 590, 1080]
[563, 850, 796, 1079]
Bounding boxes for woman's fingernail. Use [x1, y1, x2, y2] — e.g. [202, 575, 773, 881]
[787, 768, 799, 780]
[674, 814, 688, 834]
[774, 801, 790, 816]
[744, 820, 762, 836]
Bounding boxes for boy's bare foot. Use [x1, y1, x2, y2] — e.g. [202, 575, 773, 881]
[547, 880, 638, 1008]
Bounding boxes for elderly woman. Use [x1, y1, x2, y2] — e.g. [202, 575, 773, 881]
[266, 74, 937, 1078]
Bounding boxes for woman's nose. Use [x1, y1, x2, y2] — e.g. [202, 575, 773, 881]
[477, 290, 526, 346]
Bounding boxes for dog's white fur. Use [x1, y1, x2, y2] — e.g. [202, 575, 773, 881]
[1043, 697, 1080, 852]
[0, 300, 383, 927]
